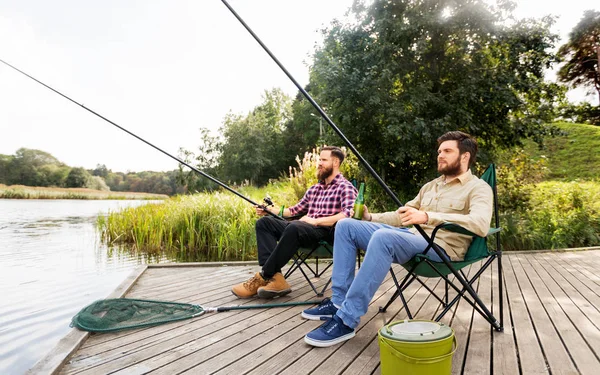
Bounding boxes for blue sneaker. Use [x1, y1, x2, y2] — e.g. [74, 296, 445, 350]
[304, 315, 355, 347]
[301, 298, 338, 320]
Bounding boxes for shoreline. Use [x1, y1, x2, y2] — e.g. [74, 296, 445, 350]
[0, 184, 169, 200]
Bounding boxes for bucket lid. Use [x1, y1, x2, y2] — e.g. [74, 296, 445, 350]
[379, 319, 453, 342]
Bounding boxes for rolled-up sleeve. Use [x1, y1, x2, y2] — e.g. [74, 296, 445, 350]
[340, 183, 358, 217]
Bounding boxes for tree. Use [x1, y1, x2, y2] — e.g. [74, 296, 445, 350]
[177, 127, 222, 192]
[557, 10, 600, 104]
[306, 0, 562, 196]
[9, 148, 67, 186]
[92, 164, 109, 178]
[217, 88, 294, 185]
[65, 167, 91, 188]
[0, 154, 13, 184]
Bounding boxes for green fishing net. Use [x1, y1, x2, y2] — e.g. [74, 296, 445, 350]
[70, 298, 204, 333]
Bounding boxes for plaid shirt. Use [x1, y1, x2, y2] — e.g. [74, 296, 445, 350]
[288, 173, 357, 219]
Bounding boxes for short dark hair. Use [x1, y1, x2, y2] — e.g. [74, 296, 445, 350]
[321, 146, 345, 164]
[437, 131, 478, 168]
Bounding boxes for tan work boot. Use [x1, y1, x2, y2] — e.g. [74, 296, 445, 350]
[231, 272, 268, 298]
[257, 272, 292, 298]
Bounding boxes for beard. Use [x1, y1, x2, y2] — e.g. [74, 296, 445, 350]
[438, 157, 462, 176]
[317, 165, 334, 181]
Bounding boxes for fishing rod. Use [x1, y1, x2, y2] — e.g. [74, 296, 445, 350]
[0, 57, 283, 220]
[222, 0, 501, 330]
[220, 0, 402, 207]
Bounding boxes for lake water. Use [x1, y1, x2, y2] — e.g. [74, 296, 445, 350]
[0, 199, 166, 374]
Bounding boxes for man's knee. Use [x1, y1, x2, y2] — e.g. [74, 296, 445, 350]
[370, 229, 398, 255]
[335, 217, 354, 236]
[282, 220, 302, 236]
[256, 215, 276, 231]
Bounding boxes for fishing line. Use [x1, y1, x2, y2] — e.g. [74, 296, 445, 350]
[0, 57, 282, 219]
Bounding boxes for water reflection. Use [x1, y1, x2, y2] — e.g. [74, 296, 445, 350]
[0, 199, 167, 375]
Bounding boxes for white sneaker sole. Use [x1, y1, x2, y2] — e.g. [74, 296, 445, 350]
[301, 312, 334, 320]
[304, 331, 355, 347]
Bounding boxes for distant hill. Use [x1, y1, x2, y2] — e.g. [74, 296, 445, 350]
[524, 123, 600, 181]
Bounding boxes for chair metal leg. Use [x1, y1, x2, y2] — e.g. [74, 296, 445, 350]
[497, 251, 504, 331]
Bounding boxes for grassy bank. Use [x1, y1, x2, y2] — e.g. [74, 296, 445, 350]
[0, 184, 168, 200]
[523, 122, 600, 180]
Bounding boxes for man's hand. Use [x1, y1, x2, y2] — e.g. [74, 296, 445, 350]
[350, 205, 372, 221]
[299, 216, 318, 226]
[254, 205, 270, 217]
[396, 206, 428, 226]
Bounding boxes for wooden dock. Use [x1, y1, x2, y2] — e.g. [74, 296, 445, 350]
[30, 249, 600, 374]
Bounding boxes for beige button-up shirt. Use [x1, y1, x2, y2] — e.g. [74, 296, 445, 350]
[370, 169, 493, 261]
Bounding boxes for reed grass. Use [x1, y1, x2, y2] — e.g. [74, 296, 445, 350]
[98, 191, 267, 261]
[0, 184, 168, 200]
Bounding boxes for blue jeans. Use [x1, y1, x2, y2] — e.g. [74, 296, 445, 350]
[331, 218, 447, 329]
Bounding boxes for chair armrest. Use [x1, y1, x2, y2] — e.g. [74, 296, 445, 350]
[436, 223, 502, 238]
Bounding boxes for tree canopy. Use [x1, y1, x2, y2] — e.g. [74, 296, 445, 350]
[0, 148, 183, 195]
[557, 10, 600, 104]
[296, 0, 563, 196]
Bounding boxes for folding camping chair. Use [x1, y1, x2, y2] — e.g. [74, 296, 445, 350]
[284, 240, 334, 297]
[284, 239, 365, 297]
[379, 164, 503, 332]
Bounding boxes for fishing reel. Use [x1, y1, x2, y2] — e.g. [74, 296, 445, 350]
[263, 195, 274, 207]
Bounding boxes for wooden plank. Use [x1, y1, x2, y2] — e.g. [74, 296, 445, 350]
[185, 271, 401, 375]
[27, 265, 147, 375]
[241, 268, 401, 375]
[490, 258, 519, 375]
[529, 254, 600, 368]
[510, 254, 578, 373]
[515, 253, 598, 373]
[463, 261, 492, 374]
[448, 264, 478, 374]
[567, 255, 600, 288]
[534, 254, 600, 330]
[503, 254, 548, 374]
[126, 266, 253, 297]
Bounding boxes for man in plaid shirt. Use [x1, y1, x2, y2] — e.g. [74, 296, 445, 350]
[232, 146, 358, 299]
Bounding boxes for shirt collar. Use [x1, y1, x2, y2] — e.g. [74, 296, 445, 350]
[437, 169, 473, 186]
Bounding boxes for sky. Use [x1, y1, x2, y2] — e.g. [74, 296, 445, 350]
[0, 0, 597, 173]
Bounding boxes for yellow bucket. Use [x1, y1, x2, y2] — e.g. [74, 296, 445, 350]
[378, 320, 456, 375]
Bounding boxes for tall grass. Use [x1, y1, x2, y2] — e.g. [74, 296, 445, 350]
[98, 192, 263, 261]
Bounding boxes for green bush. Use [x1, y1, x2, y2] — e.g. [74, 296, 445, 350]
[500, 181, 600, 250]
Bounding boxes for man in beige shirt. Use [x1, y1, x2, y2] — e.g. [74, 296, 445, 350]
[301, 131, 493, 347]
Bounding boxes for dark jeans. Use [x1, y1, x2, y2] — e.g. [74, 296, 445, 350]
[256, 216, 334, 278]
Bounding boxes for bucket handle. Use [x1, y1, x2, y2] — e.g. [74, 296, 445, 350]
[379, 336, 457, 365]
